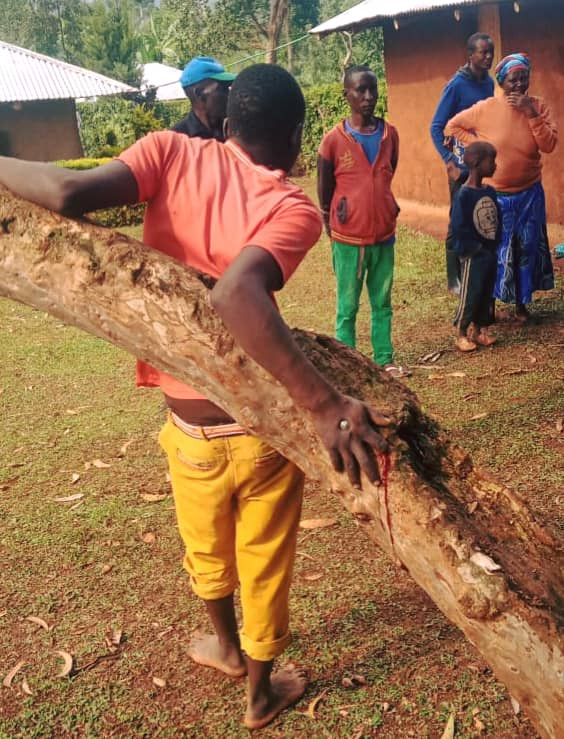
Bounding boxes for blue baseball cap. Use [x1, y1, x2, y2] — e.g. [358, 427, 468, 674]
[180, 56, 236, 87]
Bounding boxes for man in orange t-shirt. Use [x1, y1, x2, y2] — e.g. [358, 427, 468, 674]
[0, 64, 391, 729]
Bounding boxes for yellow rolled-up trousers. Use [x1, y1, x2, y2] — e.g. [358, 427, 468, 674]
[159, 419, 304, 662]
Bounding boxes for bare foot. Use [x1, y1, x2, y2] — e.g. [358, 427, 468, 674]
[455, 336, 477, 352]
[188, 632, 246, 677]
[243, 665, 309, 730]
[474, 329, 496, 346]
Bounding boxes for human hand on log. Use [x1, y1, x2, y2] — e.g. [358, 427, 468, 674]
[310, 393, 392, 489]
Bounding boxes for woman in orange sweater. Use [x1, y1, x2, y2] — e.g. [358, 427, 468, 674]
[445, 53, 557, 321]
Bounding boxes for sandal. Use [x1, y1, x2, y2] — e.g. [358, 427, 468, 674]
[384, 364, 412, 378]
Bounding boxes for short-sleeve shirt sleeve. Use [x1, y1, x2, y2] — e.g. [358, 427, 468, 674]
[249, 197, 322, 284]
[118, 131, 180, 202]
[318, 128, 336, 161]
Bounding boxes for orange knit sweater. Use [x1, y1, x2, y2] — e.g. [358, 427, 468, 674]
[445, 95, 557, 193]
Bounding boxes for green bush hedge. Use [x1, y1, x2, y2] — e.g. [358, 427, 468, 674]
[76, 84, 386, 174]
[300, 82, 387, 173]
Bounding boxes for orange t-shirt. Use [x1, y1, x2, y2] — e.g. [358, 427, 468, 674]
[118, 132, 322, 399]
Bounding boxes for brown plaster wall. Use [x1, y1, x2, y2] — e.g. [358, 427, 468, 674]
[384, 0, 563, 226]
[0, 99, 83, 161]
[383, 8, 479, 208]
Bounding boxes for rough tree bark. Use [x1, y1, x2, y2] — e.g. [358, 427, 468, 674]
[250, 0, 290, 63]
[0, 189, 562, 739]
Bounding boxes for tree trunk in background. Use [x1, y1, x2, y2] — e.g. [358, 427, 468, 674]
[285, 10, 293, 74]
[0, 188, 562, 739]
[265, 0, 289, 63]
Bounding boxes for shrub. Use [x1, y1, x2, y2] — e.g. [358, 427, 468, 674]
[55, 157, 113, 170]
[77, 98, 164, 158]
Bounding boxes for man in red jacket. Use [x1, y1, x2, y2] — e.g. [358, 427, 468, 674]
[318, 66, 407, 378]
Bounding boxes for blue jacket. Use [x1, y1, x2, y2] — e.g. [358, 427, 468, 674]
[430, 65, 494, 169]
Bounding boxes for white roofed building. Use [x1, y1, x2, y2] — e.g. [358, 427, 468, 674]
[0, 40, 137, 161]
[140, 62, 185, 101]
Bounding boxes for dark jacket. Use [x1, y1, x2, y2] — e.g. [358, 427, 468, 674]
[430, 65, 494, 168]
[171, 111, 223, 141]
[451, 184, 502, 258]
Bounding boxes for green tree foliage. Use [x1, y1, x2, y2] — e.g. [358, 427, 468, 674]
[80, 0, 141, 86]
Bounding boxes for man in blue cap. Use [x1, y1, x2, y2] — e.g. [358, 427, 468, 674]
[172, 56, 236, 141]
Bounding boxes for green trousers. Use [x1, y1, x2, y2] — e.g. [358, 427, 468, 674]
[332, 240, 394, 365]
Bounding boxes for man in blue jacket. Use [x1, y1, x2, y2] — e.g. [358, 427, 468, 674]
[430, 32, 494, 295]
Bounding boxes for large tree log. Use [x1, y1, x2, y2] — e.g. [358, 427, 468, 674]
[0, 189, 562, 739]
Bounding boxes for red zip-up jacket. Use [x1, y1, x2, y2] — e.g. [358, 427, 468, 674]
[318, 119, 400, 245]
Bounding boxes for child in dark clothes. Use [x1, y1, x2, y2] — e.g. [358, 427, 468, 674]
[451, 141, 502, 351]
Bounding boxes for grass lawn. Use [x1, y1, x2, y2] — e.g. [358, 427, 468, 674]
[0, 175, 562, 738]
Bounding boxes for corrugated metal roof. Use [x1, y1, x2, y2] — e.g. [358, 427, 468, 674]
[0, 40, 137, 102]
[310, 0, 510, 35]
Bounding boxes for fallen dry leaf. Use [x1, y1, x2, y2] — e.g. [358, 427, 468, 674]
[510, 696, 520, 715]
[53, 493, 84, 503]
[26, 615, 51, 631]
[440, 712, 455, 739]
[118, 439, 133, 457]
[0, 476, 19, 491]
[302, 572, 324, 582]
[556, 418, 563, 433]
[101, 564, 113, 575]
[420, 350, 442, 363]
[306, 688, 327, 718]
[152, 676, 166, 688]
[141, 532, 156, 544]
[3, 660, 25, 688]
[469, 412, 488, 421]
[140, 493, 167, 503]
[108, 628, 123, 646]
[299, 518, 338, 529]
[296, 551, 315, 561]
[54, 650, 73, 677]
[92, 459, 111, 469]
[71, 473, 80, 484]
[21, 677, 33, 696]
[342, 674, 367, 689]
[104, 627, 123, 651]
[467, 501, 478, 514]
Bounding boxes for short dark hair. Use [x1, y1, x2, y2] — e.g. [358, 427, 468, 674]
[227, 64, 305, 146]
[463, 140, 496, 168]
[466, 32, 493, 53]
[343, 65, 375, 88]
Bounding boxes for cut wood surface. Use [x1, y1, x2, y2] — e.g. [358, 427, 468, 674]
[0, 188, 562, 739]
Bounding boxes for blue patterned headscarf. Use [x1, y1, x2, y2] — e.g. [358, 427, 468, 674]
[495, 53, 531, 85]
